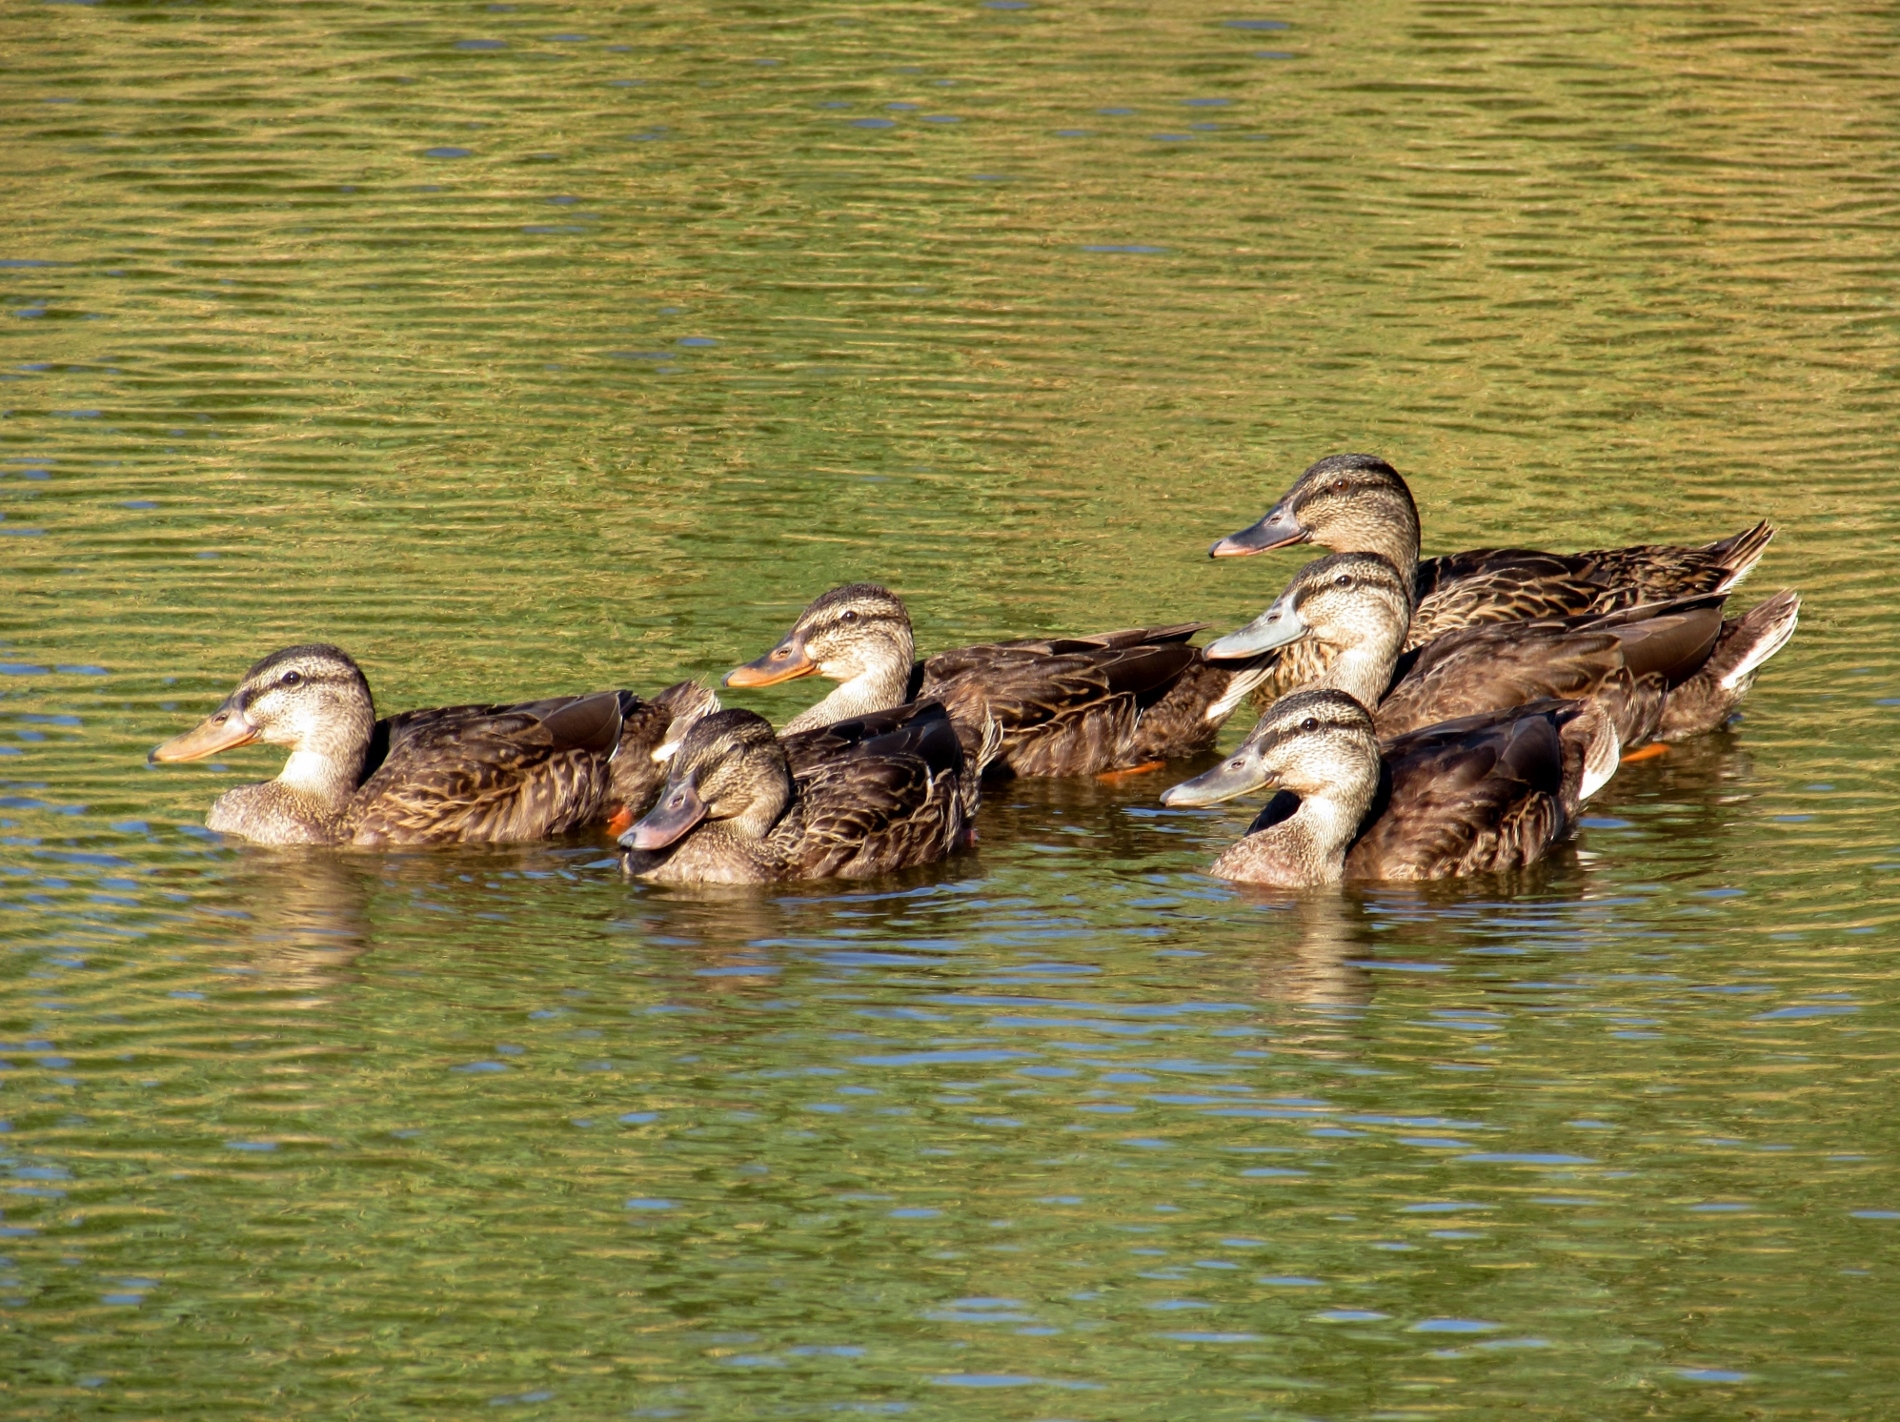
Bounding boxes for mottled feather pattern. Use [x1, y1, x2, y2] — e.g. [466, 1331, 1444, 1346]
[1373, 598, 1725, 748]
[1348, 707, 1573, 880]
[919, 634, 1204, 776]
[634, 703, 978, 883]
[345, 695, 622, 846]
[1408, 522, 1774, 650]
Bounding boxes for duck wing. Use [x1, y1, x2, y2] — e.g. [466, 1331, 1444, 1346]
[1377, 594, 1728, 744]
[1348, 704, 1574, 880]
[775, 702, 974, 878]
[346, 691, 622, 846]
[921, 639, 1200, 777]
[1410, 522, 1773, 648]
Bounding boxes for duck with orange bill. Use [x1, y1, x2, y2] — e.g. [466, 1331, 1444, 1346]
[723, 583, 1269, 779]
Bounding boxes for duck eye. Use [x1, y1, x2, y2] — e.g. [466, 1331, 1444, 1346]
[840, 610, 859, 623]
[1334, 574, 1352, 588]
[280, 670, 302, 686]
[1331, 479, 1348, 492]
[1301, 716, 1318, 732]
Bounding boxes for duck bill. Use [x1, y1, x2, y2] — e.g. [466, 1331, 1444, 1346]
[619, 785, 708, 850]
[1160, 752, 1273, 808]
[724, 637, 817, 688]
[1209, 503, 1307, 558]
[1205, 599, 1308, 659]
[149, 703, 259, 763]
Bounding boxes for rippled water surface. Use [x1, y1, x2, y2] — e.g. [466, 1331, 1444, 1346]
[3, 1, 1899, 1416]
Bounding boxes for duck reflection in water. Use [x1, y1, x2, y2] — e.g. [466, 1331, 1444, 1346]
[217, 848, 378, 993]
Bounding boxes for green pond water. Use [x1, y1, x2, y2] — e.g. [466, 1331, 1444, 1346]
[2, 0, 1898, 1416]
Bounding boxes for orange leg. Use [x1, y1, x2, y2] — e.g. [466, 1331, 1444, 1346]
[605, 805, 635, 837]
[1620, 743, 1670, 764]
[1097, 760, 1169, 782]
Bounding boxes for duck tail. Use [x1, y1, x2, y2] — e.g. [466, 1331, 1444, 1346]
[974, 712, 1006, 777]
[1707, 519, 1776, 592]
[1577, 703, 1621, 802]
[1656, 590, 1800, 740]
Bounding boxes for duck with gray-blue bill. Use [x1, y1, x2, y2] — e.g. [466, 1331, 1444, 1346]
[1158, 688, 1620, 886]
[1209, 453, 1776, 652]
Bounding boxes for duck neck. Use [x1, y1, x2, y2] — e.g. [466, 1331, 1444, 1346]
[1357, 519, 1420, 586]
[1314, 634, 1400, 710]
[728, 771, 794, 842]
[782, 659, 911, 734]
[1213, 779, 1377, 887]
[278, 748, 364, 809]
[272, 691, 374, 814]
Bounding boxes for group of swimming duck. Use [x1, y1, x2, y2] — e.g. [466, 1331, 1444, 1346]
[151, 455, 1800, 889]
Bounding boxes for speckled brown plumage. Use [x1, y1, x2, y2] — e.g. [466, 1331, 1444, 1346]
[345, 692, 623, 846]
[1407, 525, 1775, 648]
[724, 585, 1259, 778]
[1339, 702, 1607, 881]
[621, 703, 981, 884]
[1210, 453, 1775, 651]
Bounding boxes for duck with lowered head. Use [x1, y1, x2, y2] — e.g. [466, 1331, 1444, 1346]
[1205, 551, 1799, 749]
[1160, 688, 1620, 886]
[723, 583, 1266, 779]
[1210, 453, 1775, 655]
[619, 702, 987, 883]
[150, 643, 717, 846]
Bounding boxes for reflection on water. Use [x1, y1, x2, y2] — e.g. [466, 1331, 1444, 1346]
[2, 0, 1899, 1415]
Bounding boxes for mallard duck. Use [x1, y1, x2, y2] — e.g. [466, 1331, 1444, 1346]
[150, 643, 718, 846]
[619, 702, 982, 883]
[1160, 688, 1619, 886]
[722, 584, 1265, 778]
[1207, 553, 1799, 748]
[1209, 453, 1775, 652]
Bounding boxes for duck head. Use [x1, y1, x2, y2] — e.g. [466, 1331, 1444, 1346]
[621, 708, 794, 850]
[725, 584, 916, 733]
[150, 644, 377, 797]
[1160, 687, 1380, 812]
[1206, 552, 1412, 707]
[1209, 454, 1421, 575]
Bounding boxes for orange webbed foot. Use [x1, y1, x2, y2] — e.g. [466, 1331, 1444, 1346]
[1096, 760, 1168, 782]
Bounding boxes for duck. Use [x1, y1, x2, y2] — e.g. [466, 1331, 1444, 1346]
[1159, 688, 1620, 886]
[1205, 552, 1799, 748]
[150, 643, 719, 846]
[618, 702, 985, 883]
[721, 583, 1266, 779]
[1209, 453, 1775, 654]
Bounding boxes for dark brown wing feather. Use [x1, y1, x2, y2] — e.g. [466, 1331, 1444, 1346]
[1347, 705, 1575, 880]
[921, 639, 1199, 777]
[345, 692, 621, 845]
[771, 702, 974, 878]
[1409, 522, 1774, 649]
[1374, 596, 1728, 746]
